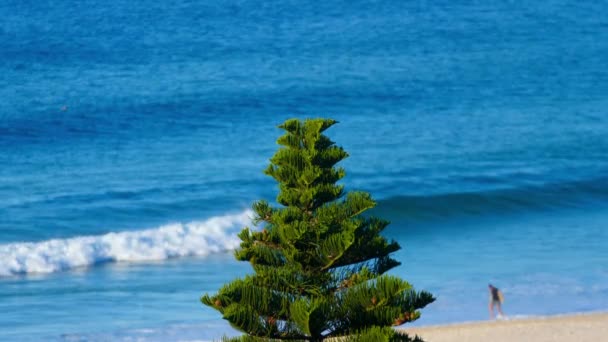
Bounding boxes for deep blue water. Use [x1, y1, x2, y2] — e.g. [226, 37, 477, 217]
[1, 0, 608, 340]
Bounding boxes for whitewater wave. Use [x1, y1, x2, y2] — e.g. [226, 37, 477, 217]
[0, 210, 253, 277]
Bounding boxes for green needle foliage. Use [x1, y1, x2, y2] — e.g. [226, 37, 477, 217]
[202, 118, 434, 342]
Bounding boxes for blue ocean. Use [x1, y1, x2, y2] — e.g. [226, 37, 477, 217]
[2, 0, 608, 340]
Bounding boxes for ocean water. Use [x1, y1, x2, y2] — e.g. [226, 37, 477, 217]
[2, 0, 608, 340]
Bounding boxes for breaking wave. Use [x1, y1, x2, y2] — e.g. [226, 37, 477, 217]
[0, 210, 253, 277]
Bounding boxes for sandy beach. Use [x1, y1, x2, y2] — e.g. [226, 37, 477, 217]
[402, 312, 608, 342]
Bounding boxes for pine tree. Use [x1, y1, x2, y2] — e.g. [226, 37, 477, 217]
[201, 118, 434, 341]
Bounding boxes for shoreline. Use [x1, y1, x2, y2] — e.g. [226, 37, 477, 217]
[401, 311, 608, 342]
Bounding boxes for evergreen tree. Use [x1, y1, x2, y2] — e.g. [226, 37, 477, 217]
[202, 118, 434, 341]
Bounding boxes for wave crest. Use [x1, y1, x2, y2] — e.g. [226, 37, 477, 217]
[375, 177, 608, 221]
[0, 210, 253, 277]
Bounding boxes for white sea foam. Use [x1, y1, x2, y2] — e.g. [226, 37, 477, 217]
[0, 210, 253, 277]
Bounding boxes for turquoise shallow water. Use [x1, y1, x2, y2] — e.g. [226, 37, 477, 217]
[1, 0, 608, 340]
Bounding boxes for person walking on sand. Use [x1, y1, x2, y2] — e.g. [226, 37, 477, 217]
[488, 284, 504, 319]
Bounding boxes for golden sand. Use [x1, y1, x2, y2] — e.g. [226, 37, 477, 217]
[401, 312, 608, 342]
